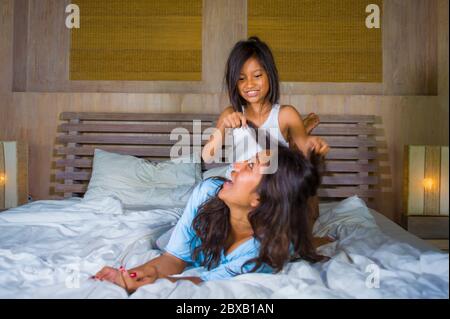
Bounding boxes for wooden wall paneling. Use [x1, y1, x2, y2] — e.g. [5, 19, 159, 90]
[12, 0, 28, 92]
[24, 0, 248, 94]
[438, 0, 449, 145]
[26, 0, 68, 92]
[383, 0, 438, 95]
[10, 0, 441, 96]
[202, 0, 247, 92]
[0, 0, 13, 93]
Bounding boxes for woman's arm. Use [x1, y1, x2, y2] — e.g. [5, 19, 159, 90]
[94, 252, 188, 291]
[125, 254, 203, 290]
[202, 106, 247, 163]
[110, 259, 202, 294]
[96, 180, 225, 293]
[128, 252, 187, 279]
[130, 256, 203, 284]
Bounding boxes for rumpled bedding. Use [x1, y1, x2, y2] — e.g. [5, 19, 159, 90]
[0, 195, 447, 299]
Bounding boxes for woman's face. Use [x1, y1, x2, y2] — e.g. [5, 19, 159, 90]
[237, 57, 270, 106]
[218, 150, 272, 209]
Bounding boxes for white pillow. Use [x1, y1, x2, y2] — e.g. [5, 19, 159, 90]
[84, 149, 202, 207]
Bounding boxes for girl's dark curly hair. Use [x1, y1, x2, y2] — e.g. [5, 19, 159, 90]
[224, 36, 280, 113]
[192, 135, 325, 274]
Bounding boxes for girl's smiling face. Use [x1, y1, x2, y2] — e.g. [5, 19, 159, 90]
[237, 57, 270, 106]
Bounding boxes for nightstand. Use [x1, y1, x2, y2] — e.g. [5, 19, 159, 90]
[0, 141, 29, 210]
[407, 216, 449, 252]
[403, 145, 449, 252]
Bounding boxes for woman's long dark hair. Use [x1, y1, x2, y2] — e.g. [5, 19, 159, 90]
[192, 129, 326, 274]
[224, 36, 280, 113]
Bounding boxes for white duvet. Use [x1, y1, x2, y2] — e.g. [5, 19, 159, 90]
[0, 195, 448, 299]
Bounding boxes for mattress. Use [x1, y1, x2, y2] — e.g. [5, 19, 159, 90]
[0, 195, 448, 299]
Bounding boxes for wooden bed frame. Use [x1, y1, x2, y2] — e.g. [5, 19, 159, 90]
[53, 112, 380, 207]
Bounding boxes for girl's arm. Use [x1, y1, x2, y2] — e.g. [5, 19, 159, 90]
[279, 105, 329, 156]
[202, 106, 247, 163]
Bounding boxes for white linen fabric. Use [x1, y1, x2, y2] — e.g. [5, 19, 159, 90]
[0, 195, 447, 299]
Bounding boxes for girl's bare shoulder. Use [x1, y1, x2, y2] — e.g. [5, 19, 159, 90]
[222, 106, 235, 115]
[217, 106, 234, 119]
[279, 105, 303, 123]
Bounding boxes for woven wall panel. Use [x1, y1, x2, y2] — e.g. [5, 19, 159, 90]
[70, 0, 202, 81]
[248, 0, 383, 82]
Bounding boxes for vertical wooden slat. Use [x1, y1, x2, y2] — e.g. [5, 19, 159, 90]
[0, 143, 5, 209]
[64, 118, 80, 198]
[407, 146, 425, 215]
[424, 146, 441, 215]
[357, 122, 371, 207]
[440, 147, 449, 216]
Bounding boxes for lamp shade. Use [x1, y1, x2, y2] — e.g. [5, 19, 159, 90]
[0, 141, 28, 209]
[404, 145, 449, 216]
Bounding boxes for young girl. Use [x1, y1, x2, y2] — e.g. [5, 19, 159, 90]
[202, 36, 328, 164]
[202, 36, 329, 240]
[94, 146, 327, 293]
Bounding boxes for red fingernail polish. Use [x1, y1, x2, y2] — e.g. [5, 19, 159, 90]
[130, 272, 137, 278]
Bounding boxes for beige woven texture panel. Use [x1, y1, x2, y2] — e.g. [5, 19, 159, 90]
[248, 0, 383, 82]
[70, 0, 202, 81]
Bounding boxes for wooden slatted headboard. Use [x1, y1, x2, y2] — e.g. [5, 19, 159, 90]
[53, 112, 380, 207]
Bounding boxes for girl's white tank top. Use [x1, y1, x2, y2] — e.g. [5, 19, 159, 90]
[225, 104, 289, 179]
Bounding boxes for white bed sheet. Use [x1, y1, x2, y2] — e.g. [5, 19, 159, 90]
[0, 195, 448, 299]
[369, 209, 441, 253]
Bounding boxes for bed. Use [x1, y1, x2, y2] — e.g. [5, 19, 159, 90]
[0, 112, 447, 299]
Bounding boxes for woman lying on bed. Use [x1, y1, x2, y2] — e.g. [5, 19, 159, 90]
[94, 145, 328, 294]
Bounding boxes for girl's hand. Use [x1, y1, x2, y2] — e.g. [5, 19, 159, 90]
[305, 136, 329, 156]
[312, 236, 336, 249]
[220, 112, 247, 129]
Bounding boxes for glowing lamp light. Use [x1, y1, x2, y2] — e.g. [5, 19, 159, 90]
[422, 178, 434, 191]
[0, 173, 6, 185]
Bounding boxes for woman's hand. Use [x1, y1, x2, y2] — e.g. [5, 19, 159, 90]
[305, 136, 329, 156]
[118, 266, 158, 294]
[220, 111, 247, 129]
[94, 266, 157, 294]
[94, 266, 124, 285]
